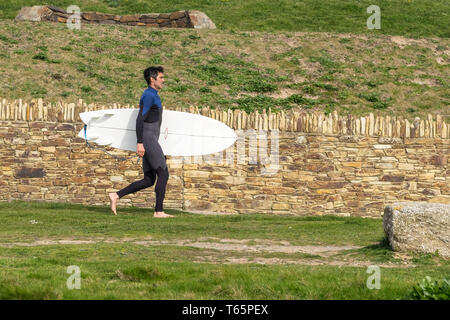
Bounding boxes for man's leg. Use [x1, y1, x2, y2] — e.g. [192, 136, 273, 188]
[154, 166, 169, 212]
[153, 164, 174, 218]
[109, 153, 156, 215]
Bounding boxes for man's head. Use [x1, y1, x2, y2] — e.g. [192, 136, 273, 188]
[144, 66, 164, 90]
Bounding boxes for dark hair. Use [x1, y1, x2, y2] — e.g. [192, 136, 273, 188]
[144, 66, 164, 86]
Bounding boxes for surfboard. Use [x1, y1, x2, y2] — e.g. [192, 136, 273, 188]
[77, 108, 237, 156]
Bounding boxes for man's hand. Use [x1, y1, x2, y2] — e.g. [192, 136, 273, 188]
[137, 143, 145, 157]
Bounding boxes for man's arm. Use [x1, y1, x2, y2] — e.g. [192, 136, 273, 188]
[136, 103, 145, 144]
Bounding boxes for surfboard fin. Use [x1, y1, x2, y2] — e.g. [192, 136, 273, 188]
[78, 126, 100, 141]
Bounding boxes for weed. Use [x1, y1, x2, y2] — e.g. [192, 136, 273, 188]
[319, 74, 335, 81]
[285, 83, 304, 89]
[365, 80, 380, 88]
[239, 79, 277, 93]
[358, 92, 380, 103]
[338, 90, 349, 100]
[339, 38, 351, 44]
[194, 64, 231, 85]
[0, 34, 18, 44]
[90, 73, 115, 86]
[199, 87, 212, 93]
[303, 86, 315, 94]
[314, 82, 338, 91]
[149, 54, 162, 65]
[372, 101, 390, 110]
[166, 84, 190, 93]
[405, 276, 450, 300]
[115, 54, 133, 63]
[73, 62, 88, 73]
[32, 52, 48, 61]
[81, 85, 94, 93]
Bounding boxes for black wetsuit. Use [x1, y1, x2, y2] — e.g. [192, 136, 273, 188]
[116, 87, 169, 212]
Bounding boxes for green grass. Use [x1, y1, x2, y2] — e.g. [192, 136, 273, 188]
[0, 200, 449, 299]
[0, 0, 448, 38]
[1, 244, 448, 300]
[0, 200, 383, 245]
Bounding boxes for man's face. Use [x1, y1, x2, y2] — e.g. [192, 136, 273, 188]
[151, 72, 165, 90]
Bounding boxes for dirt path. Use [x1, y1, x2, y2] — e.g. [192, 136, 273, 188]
[0, 237, 414, 268]
[0, 237, 364, 256]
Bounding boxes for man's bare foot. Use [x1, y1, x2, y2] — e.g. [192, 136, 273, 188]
[109, 192, 119, 215]
[154, 211, 174, 218]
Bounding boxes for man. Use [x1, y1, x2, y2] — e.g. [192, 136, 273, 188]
[109, 66, 174, 218]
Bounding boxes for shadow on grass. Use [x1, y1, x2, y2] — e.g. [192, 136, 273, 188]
[0, 199, 186, 216]
[364, 236, 391, 251]
[342, 236, 399, 263]
[353, 237, 450, 266]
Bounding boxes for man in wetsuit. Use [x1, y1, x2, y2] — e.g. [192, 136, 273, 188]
[109, 66, 174, 218]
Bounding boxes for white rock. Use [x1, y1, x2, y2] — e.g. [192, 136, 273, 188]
[187, 10, 216, 29]
[15, 6, 52, 21]
[383, 202, 450, 257]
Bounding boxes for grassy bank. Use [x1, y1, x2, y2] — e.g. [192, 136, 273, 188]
[0, 21, 448, 121]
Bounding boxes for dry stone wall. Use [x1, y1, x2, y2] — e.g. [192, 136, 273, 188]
[15, 5, 216, 29]
[0, 98, 448, 217]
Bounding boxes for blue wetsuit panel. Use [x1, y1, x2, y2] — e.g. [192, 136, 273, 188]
[136, 87, 162, 143]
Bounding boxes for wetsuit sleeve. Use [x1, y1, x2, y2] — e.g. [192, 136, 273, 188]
[136, 102, 144, 144]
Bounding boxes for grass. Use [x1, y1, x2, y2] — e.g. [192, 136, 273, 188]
[1, 244, 448, 300]
[0, 0, 449, 38]
[0, 20, 448, 121]
[0, 200, 383, 245]
[0, 200, 449, 299]
[1, 1, 448, 300]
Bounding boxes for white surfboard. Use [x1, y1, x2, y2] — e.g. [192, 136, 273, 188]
[77, 108, 237, 156]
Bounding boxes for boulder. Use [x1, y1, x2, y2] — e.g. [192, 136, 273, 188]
[383, 202, 450, 257]
[15, 5, 53, 21]
[187, 10, 216, 29]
